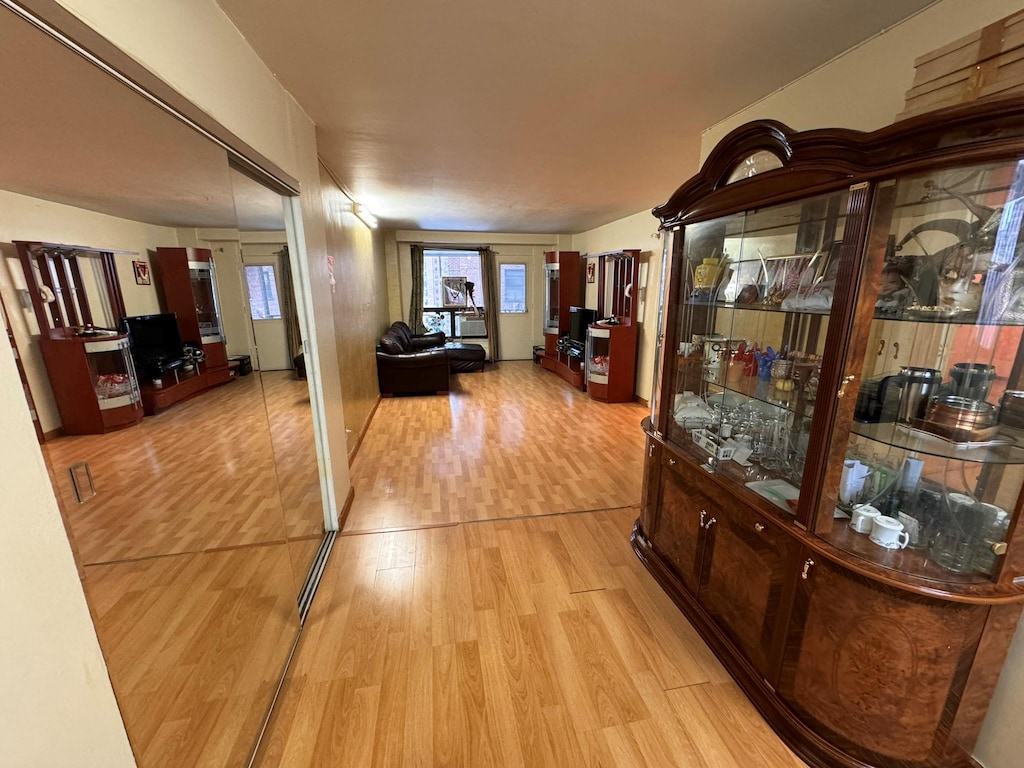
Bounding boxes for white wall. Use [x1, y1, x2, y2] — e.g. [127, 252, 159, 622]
[0, 188, 176, 433]
[572, 210, 664, 403]
[1, 299, 136, 767]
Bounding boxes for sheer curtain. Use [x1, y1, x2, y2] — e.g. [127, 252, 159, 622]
[480, 247, 500, 361]
[408, 244, 425, 333]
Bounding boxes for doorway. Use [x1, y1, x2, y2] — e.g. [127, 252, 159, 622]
[244, 251, 292, 371]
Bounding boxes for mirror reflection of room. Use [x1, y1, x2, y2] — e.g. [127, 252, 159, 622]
[0, 7, 326, 766]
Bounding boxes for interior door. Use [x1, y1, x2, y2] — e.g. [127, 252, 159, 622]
[496, 254, 533, 360]
[244, 254, 291, 370]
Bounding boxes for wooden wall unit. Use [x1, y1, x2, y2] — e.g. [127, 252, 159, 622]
[635, 98, 1024, 768]
[586, 249, 641, 403]
[539, 249, 585, 388]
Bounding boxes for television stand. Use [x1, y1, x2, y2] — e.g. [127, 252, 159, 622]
[140, 361, 232, 415]
[540, 333, 585, 389]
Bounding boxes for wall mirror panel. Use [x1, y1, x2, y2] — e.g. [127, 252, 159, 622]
[0, 6, 324, 765]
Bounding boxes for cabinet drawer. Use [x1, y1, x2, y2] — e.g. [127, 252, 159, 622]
[700, 495, 797, 681]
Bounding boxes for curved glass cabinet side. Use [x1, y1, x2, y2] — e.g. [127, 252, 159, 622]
[824, 159, 1024, 584]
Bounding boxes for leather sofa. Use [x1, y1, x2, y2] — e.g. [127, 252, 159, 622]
[376, 322, 487, 395]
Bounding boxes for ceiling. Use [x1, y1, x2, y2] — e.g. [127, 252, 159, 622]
[0, 7, 283, 231]
[218, 0, 938, 234]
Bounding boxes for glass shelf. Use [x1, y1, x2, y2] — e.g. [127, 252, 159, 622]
[704, 379, 817, 418]
[872, 310, 1024, 327]
[684, 299, 831, 316]
[851, 421, 1024, 465]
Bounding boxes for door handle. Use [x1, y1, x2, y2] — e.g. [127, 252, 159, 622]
[704, 516, 717, 530]
[801, 558, 815, 580]
[754, 522, 765, 533]
[837, 375, 855, 398]
[668, 458, 677, 466]
[700, 509, 707, 528]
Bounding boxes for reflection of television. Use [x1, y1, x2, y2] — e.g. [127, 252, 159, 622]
[568, 306, 596, 343]
[121, 313, 183, 375]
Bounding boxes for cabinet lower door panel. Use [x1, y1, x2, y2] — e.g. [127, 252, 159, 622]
[778, 556, 987, 765]
[652, 460, 708, 595]
[700, 499, 796, 681]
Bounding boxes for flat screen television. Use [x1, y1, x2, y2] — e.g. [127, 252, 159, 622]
[568, 306, 596, 343]
[121, 313, 183, 375]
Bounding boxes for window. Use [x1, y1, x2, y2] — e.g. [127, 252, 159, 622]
[245, 264, 282, 320]
[422, 249, 486, 338]
[499, 263, 527, 313]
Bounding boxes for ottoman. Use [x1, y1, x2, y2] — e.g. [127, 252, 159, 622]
[445, 342, 486, 373]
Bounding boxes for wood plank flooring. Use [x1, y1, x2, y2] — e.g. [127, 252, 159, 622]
[84, 543, 299, 768]
[255, 507, 806, 767]
[345, 361, 648, 531]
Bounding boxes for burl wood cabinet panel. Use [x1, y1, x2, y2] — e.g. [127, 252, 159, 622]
[652, 456, 709, 595]
[700, 493, 797, 682]
[778, 555, 987, 766]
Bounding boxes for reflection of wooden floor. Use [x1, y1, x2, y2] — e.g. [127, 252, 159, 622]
[44, 374, 312, 564]
[85, 543, 298, 768]
[344, 361, 648, 531]
[261, 370, 324, 539]
[256, 508, 805, 767]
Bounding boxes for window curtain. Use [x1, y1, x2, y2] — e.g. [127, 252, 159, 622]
[408, 244, 426, 333]
[480, 247, 500, 361]
[277, 246, 302, 362]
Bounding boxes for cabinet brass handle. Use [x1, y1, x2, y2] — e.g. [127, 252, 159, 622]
[700, 509, 707, 528]
[754, 522, 765, 533]
[705, 517, 717, 530]
[877, 339, 885, 357]
[993, 542, 1008, 556]
[668, 458, 677, 466]
[649, 444, 655, 457]
[837, 375, 856, 398]
[801, 558, 815, 580]
[892, 341, 900, 360]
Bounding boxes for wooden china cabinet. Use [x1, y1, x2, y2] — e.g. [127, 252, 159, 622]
[635, 97, 1024, 768]
[585, 249, 640, 403]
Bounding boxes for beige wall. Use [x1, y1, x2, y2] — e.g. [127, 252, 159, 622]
[320, 167, 389, 458]
[572, 210, 664, 403]
[0, 188, 176, 433]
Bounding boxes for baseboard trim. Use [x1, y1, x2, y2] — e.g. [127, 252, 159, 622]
[42, 426, 64, 442]
[337, 484, 356, 531]
[348, 396, 381, 465]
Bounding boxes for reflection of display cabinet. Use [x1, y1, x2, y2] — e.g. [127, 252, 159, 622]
[39, 331, 143, 434]
[539, 250, 583, 388]
[634, 99, 1024, 768]
[154, 247, 229, 375]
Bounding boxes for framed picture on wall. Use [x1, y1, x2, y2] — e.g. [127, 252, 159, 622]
[586, 263, 596, 283]
[133, 260, 151, 285]
[442, 276, 467, 307]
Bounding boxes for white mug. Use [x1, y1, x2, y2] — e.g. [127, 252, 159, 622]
[849, 504, 881, 534]
[871, 516, 910, 550]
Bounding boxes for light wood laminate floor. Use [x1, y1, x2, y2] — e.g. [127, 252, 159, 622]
[256, 507, 805, 767]
[257, 364, 804, 767]
[345, 361, 649, 531]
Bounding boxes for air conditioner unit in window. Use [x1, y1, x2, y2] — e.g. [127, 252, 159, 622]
[459, 318, 486, 337]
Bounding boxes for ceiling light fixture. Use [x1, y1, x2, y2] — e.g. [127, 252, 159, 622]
[355, 203, 378, 229]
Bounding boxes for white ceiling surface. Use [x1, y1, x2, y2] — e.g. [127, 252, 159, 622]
[0, 9, 281, 231]
[218, 0, 937, 234]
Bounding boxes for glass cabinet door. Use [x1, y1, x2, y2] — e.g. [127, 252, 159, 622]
[663, 189, 851, 518]
[188, 260, 224, 342]
[824, 160, 1024, 584]
[587, 327, 610, 385]
[544, 263, 560, 333]
[84, 337, 140, 410]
